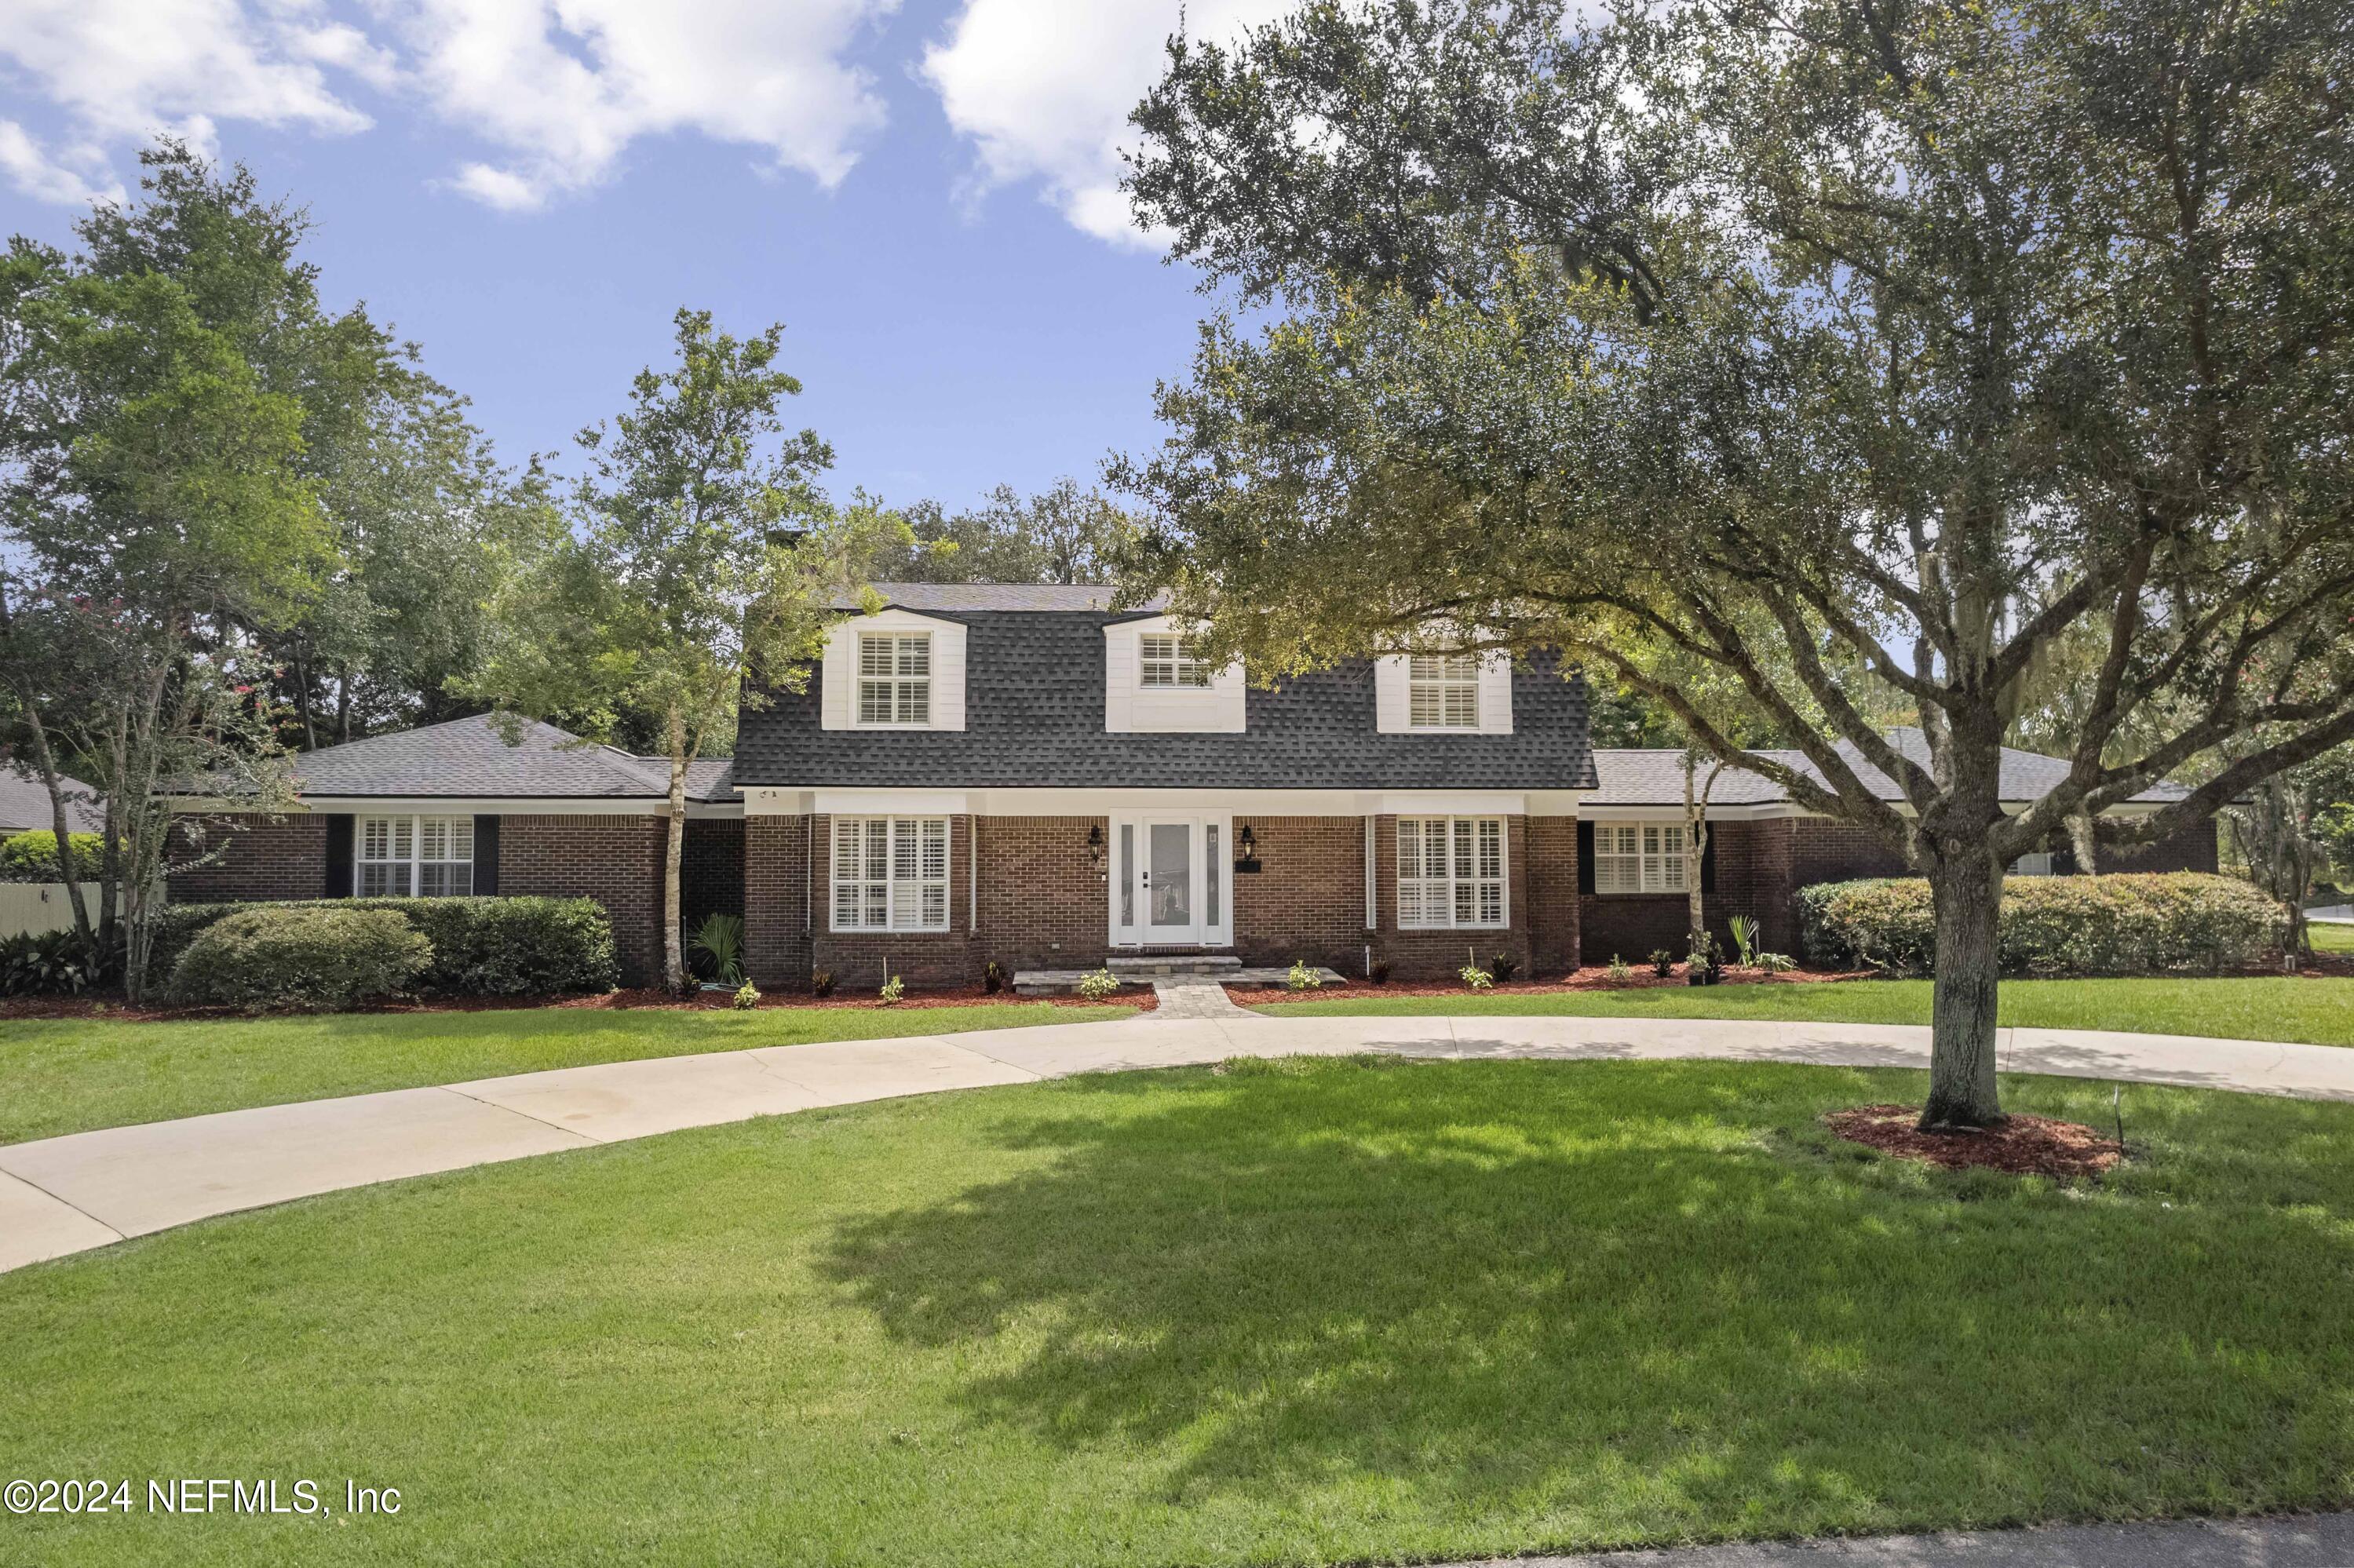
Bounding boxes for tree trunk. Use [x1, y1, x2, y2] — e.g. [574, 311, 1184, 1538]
[662, 708, 689, 994]
[337, 664, 352, 743]
[20, 706, 94, 944]
[1921, 848, 2005, 1130]
[291, 647, 317, 750]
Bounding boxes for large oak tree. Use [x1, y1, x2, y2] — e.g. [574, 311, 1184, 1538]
[1116, 0, 2354, 1126]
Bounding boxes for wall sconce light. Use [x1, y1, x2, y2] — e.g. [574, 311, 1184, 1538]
[1235, 823, 1262, 873]
[1085, 824, 1105, 873]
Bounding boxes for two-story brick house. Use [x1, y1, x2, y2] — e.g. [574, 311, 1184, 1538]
[166, 582, 2217, 987]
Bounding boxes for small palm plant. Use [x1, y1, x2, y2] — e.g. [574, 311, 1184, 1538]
[686, 913, 746, 985]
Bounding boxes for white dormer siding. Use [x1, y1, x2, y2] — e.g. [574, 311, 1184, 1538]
[819, 610, 967, 731]
[1374, 651, 1513, 734]
[1103, 617, 1246, 732]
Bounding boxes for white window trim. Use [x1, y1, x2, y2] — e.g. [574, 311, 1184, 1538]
[855, 632, 933, 728]
[356, 813, 475, 899]
[830, 815, 951, 932]
[1138, 632, 1214, 689]
[1396, 815, 1508, 929]
[1407, 653, 1480, 730]
[1590, 820, 1690, 895]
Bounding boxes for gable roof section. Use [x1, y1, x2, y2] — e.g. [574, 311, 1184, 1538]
[735, 610, 1599, 790]
[169, 716, 740, 803]
[1587, 729, 2193, 808]
[0, 764, 104, 833]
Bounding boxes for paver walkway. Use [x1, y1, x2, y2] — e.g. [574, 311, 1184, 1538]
[1438, 1511, 2354, 1566]
[6, 1008, 2354, 1274]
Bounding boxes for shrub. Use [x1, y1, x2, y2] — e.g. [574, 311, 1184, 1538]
[1075, 968, 1120, 1001]
[732, 981, 761, 1010]
[148, 896, 616, 997]
[1797, 872, 2279, 977]
[1648, 949, 1674, 978]
[1489, 950, 1521, 984]
[1606, 954, 1633, 982]
[879, 974, 905, 1005]
[1459, 950, 1494, 990]
[1286, 958, 1323, 990]
[686, 913, 746, 984]
[1728, 914, 1760, 967]
[0, 830, 104, 882]
[1366, 957, 1392, 984]
[983, 960, 1006, 995]
[1756, 951, 1797, 973]
[170, 906, 430, 1012]
[0, 928, 111, 996]
[811, 968, 837, 997]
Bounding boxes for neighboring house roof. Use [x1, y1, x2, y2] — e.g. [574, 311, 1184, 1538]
[0, 764, 104, 833]
[173, 716, 741, 803]
[838, 582, 1168, 615]
[1587, 729, 2194, 808]
[735, 611, 1600, 791]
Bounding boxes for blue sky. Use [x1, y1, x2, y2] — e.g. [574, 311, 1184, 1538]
[0, 1, 1290, 512]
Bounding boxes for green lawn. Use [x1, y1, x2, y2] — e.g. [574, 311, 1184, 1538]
[1259, 974, 2354, 1048]
[0, 1002, 1133, 1145]
[2310, 921, 2354, 954]
[5, 1057, 2352, 1566]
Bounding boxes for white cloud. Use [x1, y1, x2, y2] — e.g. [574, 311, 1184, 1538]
[0, 122, 125, 206]
[924, 0, 1294, 248]
[0, 0, 897, 210]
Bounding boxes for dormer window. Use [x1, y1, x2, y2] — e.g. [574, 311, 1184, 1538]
[1139, 633, 1213, 689]
[1407, 654, 1480, 729]
[857, 633, 931, 725]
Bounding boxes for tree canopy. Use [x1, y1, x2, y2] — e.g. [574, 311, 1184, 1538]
[1116, 0, 2354, 1125]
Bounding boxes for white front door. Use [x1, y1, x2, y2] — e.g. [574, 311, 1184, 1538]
[1111, 812, 1230, 947]
[1141, 818, 1198, 942]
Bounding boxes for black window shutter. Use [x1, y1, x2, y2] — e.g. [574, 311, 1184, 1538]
[323, 815, 353, 898]
[1700, 827, 1717, 894]
[473, 815, 501, 895]
[1576, 819, 1596, 895]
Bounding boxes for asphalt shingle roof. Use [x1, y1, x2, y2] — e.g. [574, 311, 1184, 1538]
[838, 582, 1169, 614]
[1587, 729, 2192, 807]
[735, 610, 1599, 791]
[0, 764, 104, 833]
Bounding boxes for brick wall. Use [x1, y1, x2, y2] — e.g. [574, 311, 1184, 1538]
[1580, 819, 1803, 965]
[680, 818, 745, 932]
[500, 815, 668, 986]
[973, 815, 1108, 972]
[166, 814, 330, 902]
[745, 815, 811, 987]
[1232, 816, 1368, 972]
[1525, 815, 1581, 975]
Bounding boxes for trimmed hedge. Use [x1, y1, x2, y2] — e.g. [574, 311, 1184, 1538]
[152, 896, 618, 1000]
[1797, 872, 2279, 977]
[171, 906, 431, 1012]
[0, 830, 103, 882]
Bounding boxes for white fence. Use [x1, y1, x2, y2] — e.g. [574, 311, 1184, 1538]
[0, 883, 109, 939]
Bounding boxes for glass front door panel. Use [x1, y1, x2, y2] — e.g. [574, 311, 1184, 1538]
[1148, 822, 1192, 931]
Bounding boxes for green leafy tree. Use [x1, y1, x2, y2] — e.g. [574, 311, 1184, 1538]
[465, 308, 907, 990]
[1119, 0, 2354, 1127]
[1, 146, 330, 992]
[872, 478, 1140, 584]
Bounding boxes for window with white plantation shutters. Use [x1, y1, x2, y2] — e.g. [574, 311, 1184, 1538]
[1591, 821, 1688, 893]
[856, 633, 932, 724]
[832, 817, 949, 932]
[356, 815, 473, 898]
[1396, 817, 1505, 928]
[1407, 654, 1480, 729]
[1138, 633, 1213, 688]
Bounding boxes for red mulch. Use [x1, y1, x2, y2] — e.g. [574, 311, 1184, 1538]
[0, 984, 1152, 1024]
[1826, 1103, 2124, 1179]
[1236, 963, 1875, 1003]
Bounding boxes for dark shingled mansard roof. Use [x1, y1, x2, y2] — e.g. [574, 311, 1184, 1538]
[735, 608, 1600, 791]
[1587, 729, 2194, 808]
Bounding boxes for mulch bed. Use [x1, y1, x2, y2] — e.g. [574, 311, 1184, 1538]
[1825, 1103, 2125, 1180]
[1236, 964, 1875, 1003]
[0, 984, 1154, 1024]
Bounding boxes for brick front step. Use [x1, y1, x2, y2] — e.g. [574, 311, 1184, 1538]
[1013, 961, 1345, 996]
